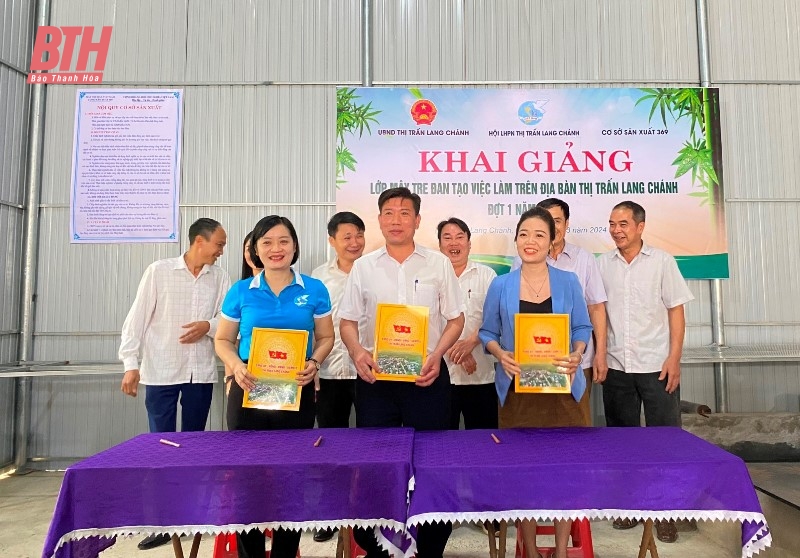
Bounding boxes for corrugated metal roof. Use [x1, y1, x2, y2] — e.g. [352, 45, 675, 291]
[464, 0, 698, 83]
[186, 0, 360, 83]
[709, 0, 800, 81]
[0, 0, 34, 69]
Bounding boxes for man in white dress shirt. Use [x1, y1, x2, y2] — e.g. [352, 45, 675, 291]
[437, 217, 498, 429]
[537, 198, 608, 425]
[309, 211, 365, 543]
[339, 187, 464, 558]
[597, 201, 694, 542]
[119, 218, 230, 549]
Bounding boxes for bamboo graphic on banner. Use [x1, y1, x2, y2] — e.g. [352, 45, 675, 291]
[336, 88, 381, 186]
[635, 88, 724, 235]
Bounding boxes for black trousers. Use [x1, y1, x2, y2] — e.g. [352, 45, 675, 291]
[353, 359, 452, 557]
[236, 528, 301, 558]
[353, 522, 453, 558]
[316, 378, 356, 428]
[354, 360, 451, 430]
[227, 381, 316, 431]
[227, 381, 315, 558]
[449, 383, 498, 430]
[602, 369, 681, 427]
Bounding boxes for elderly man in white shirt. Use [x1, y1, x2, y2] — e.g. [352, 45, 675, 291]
[597, 200, 694, 543]
[309, 211, 366, 543]
[339, 187, 464, 558]
[119, 217, 229, 550]
[437, 217, 498, 430]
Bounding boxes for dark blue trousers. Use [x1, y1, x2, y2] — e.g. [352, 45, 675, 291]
[144, 382, 213, 433]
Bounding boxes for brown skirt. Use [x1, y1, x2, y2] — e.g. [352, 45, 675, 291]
[499, 368, 593, 428]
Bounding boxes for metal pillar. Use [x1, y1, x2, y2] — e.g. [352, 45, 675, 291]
[695, 0, 728, 413]
[15, 0, 51, 471]
[695, 0, 711, 85]
[710, 281, 728, 412]
[361, 0, 373, 87]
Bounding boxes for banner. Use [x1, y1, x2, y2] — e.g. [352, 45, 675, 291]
[336, 87, 728, 279]
[70, 89, 183, 243]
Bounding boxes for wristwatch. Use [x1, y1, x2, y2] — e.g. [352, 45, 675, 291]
[306, 358, 321, 371]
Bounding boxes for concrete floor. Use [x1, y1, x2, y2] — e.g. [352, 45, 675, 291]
[3, 471, 798, 558]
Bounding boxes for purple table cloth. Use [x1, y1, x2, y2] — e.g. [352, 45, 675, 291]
[43, 428, 414, 558]
[408, 427, 771, 558]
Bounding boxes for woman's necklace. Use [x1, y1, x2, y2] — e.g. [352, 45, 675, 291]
[521, 271, 549, 300]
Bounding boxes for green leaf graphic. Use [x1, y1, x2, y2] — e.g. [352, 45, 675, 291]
[336, 88, 382, 186]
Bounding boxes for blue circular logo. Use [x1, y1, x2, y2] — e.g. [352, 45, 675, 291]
[518, 101, 544, 126]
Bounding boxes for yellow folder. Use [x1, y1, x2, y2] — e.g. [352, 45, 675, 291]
[244, 327, 308, 411]
[514, 313, 571, 394]
[373, 303, 429, 382]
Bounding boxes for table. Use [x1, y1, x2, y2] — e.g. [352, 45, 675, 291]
[407, 427, 771, 558]
[42, 428, 415, 558]
[43, 427, 772, 558]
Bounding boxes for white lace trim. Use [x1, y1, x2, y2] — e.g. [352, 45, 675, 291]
[743, 523, 772, 558]
[370, 475, 417, 557]
[407, 509, 771, 558]
[374, 525, 411, 558]
[47, 510, 773, 558]
[46, 519, 407, 558]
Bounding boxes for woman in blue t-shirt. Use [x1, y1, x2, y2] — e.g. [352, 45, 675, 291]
[215, 215, 334, 558]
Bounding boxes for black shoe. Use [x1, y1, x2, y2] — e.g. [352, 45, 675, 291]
[137, 533, 172, 550]
[655, 519, 678, 543]
[313, 527, 338, 543]
[612, 518, 639, 530]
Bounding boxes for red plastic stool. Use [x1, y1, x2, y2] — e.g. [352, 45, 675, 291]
[212, 533, 238, 558]
[212, 531, 301, 558]
[339, 526, 366, 558]
[515, 519, 594, 558]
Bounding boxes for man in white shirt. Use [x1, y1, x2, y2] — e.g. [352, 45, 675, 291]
[119, 217, 229, 550]
[597, 201, 694, 542]
[437, 217, 498, 429]
[309, 211, 365, 543]
[536, 198, 608, 426]
[311, 211, 366, 425]
[340, 187, 464, 558]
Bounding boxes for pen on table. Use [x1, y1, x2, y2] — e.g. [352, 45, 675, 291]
[468, 289, 472, 299]
[159, 439, 181, 448]
[313, 435, 323, 447]
[414, 279, 419, 291]
[491, 433, 501, 444]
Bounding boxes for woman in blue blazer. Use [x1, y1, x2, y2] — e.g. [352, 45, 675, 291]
[479, 206, 592, 558]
